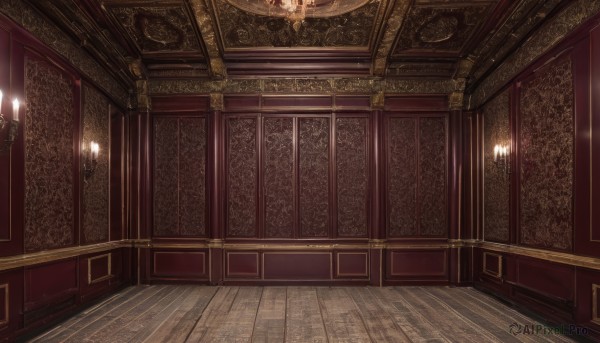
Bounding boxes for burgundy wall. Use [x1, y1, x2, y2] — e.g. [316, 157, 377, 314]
[0, 13, 130, 342]
[471, 15, 600, 338]
[142, 93, 455, 285]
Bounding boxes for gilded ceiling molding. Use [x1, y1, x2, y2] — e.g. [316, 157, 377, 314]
[149, 78, 455, 95]
[189, 0, 227, 78]
[468, 0, 562, 88]
[470, 0, 600, 108]
[449, 59, 473, 110]
[0, 0, 129, 107]
[372, 0, 411, 76]
[136, 80, 151, 111]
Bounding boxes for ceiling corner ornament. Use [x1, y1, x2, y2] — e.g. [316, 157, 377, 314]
[371, 91, 385, 109]
[226, 0, 370, 32]
[372, 0, 411, 76]
[190, 0, 228, 78]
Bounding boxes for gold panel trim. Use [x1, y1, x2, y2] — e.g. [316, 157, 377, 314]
[482, 252, 502, 279]
[226, 252, 260, 278]
[593, 284, 600, 325]
[476, 241, 600, 271]
[88, 253, 112, 285]
[336, 252, 369, 278]
[0, 283, 7, 327]
[0, 241, 123, 272]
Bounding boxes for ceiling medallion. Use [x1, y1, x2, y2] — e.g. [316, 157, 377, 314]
[226, 0, 370, 31]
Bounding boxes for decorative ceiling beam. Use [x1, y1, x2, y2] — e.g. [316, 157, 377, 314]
[189, 0, 227, 79]
[372, 0, 411, 77]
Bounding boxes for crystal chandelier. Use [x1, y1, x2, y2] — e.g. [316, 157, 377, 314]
[266, 0, 316, 31]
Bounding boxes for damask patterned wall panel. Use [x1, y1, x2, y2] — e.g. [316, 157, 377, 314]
[519, 58, 574, 251]
[81, 85, 109, 244]
[483, 91, 510, 243]
[336, 117, 368, 237]
[263, 118, 294, 238]
[24, 58, 75, 252]
[179, 118, 206, 236]
[153, 117, 207, 237]
[387, 117, 417, 237]
[227, 118, 258, 237]
[418, 117, 447, 236]
[153, 117, 179, 236]
[299, 118, 330, 237]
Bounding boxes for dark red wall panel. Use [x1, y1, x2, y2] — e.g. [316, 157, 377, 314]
[298, 118, 330, 237]
[81, 84, 110, 245]
[24, 259, 78, 312]
[226, 117, 258, 237]
[418, 117, 447, 236]
[518, 57, 574, 251]
[24, 54, 78, 252]
[482, 91, 510, 243]
[336, 251, 368, 278]
[153, 116, 207, 237]
[516, 258, 575, 302]
[387, 249, 448, 279]
[152, 250, 207, 279]
[263, 252, 331, 280]
[387, 117, 417, 236]
[336, 117, 369, 237]
[263, 117, 294, 238]
[153, 117, 179, 236]
[226, 252, 260, 278]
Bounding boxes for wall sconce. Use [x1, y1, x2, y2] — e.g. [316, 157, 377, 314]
[83, 141, 99, 180]
[493, 144, 511, 174]
[0, 90, 20, 154]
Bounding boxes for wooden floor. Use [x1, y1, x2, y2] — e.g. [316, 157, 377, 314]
[27, 285, 579, 343]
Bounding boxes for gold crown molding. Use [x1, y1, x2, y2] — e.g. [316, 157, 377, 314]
[149, 77, 455, 95]
[372, 0, 411, 76]
[0, 1, 129, 107]
[470, 0, 600, 109]
[190, 0, 227, 78]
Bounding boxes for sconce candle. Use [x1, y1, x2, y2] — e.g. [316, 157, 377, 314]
[0, 90, 3, 115]
[12, 98, 19, 122]
[90, 141, 99, 160]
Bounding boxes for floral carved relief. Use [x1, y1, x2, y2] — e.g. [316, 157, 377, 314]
[519, 58, 573, 251]
[82, 85, 110, 244]
[24, 58, 75, 252]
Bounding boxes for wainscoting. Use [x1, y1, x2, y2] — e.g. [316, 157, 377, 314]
[26, 285, 580, 343]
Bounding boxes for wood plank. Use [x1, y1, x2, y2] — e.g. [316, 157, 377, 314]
[367, 287, 450, 342]
[397, 287, 501, 343]
[44, 286, 168, 343]
[316, 287, 372, 342]
[185, 287, 240, 342]
[28, 286, 142, 343]
[252, 287, 287, 343]
[347, 287, 411, 343]
[141, 286, 218, 343]
[194, 287, 262, 342]
[285, 287, 328, 343]
[69, 286, 182, 343]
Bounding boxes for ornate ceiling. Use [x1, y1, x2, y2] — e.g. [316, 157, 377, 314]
[27, 0, 569, 93]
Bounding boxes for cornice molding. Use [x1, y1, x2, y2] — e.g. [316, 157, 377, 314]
[469, 0, 600, 109]
[0, 0, 130, 107]
[148, 77, 455, 96]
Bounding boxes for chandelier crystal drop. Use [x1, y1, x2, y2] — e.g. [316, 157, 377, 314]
[266, 0, 316, 31]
